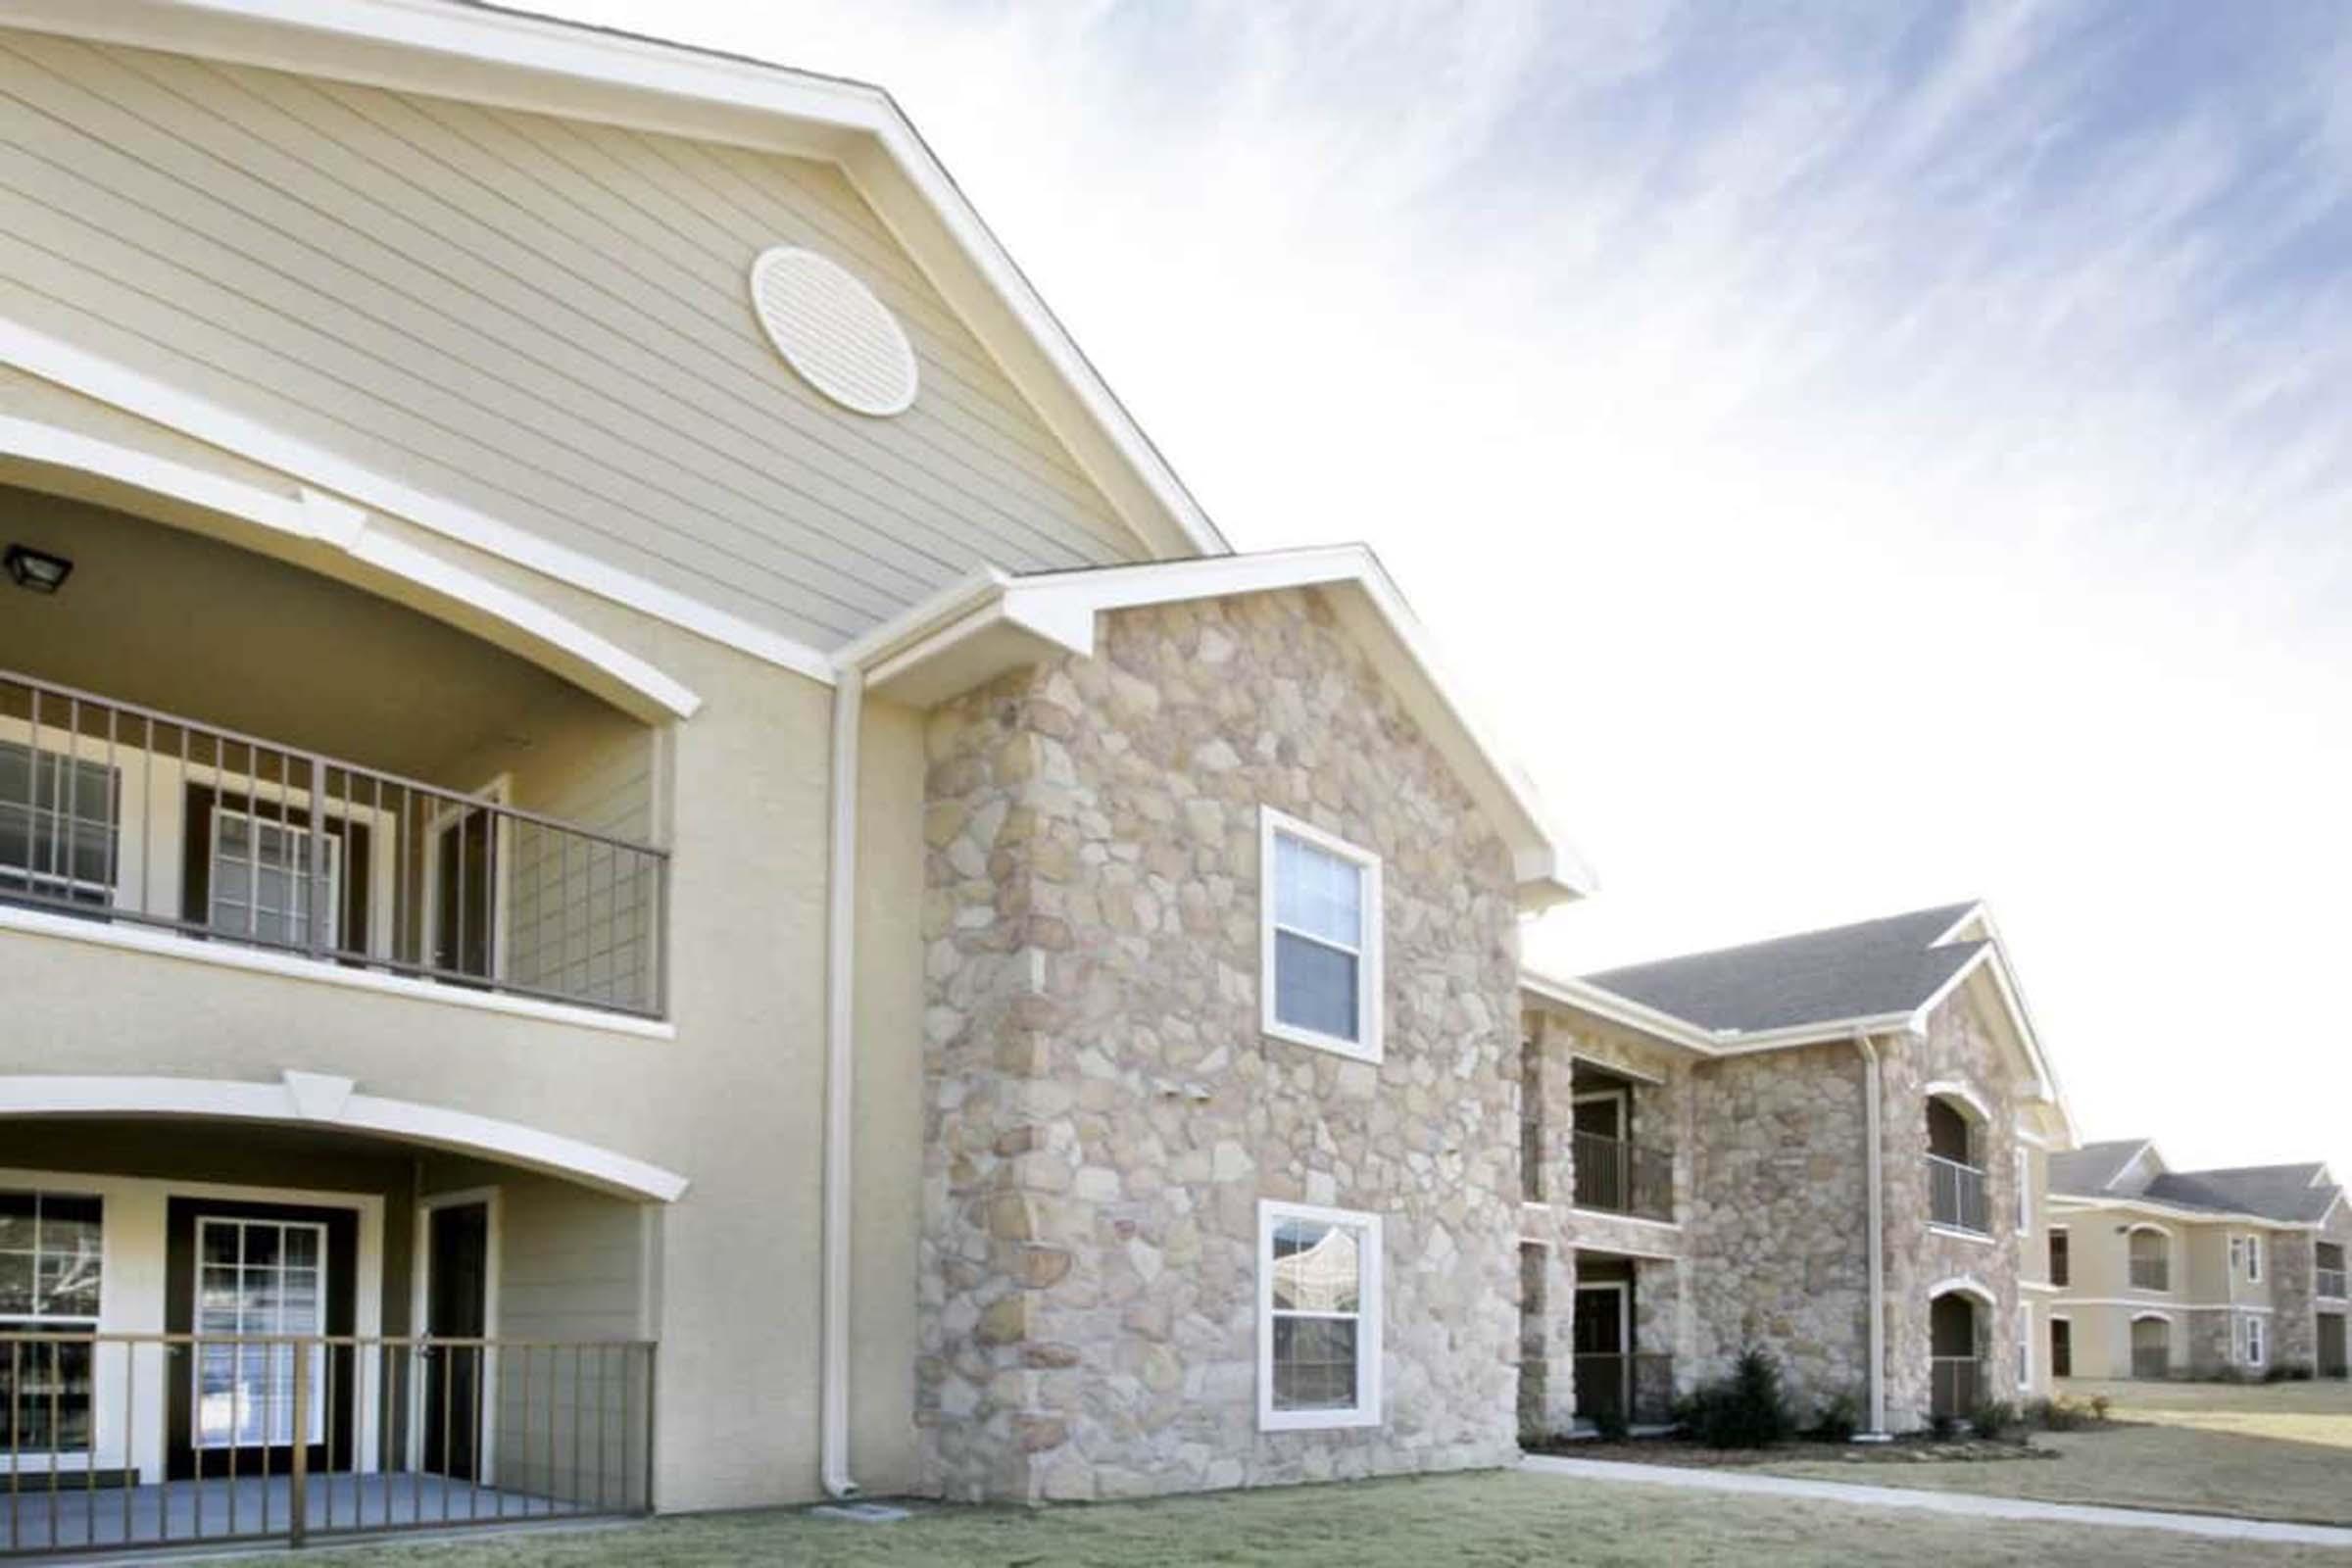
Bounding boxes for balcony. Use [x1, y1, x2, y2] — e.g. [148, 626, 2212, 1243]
[1926, 1154, 1988, 1236]
[1, 669, 665, 1018]
[1571, 1132, 1673, 1222]
[2320, 1269, 2348, 1300]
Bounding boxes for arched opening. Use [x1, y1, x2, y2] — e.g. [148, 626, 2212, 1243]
[2132, 1314, 2173, 1380]
[1929, 1287, 1987, 1420]
[0, 1108, 668, 1548]
[1924, 1091, 1988, 1234]
[0, 485, 670, 1016]
[2128, 1225, 2172, 1293]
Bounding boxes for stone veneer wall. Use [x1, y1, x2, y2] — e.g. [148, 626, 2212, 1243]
[916, 588, 1525, 1502]
[1879, 984, 2026, 1427]
[2275, 1233, 2316, 1372]
[1684, 1040, 1871, 1420]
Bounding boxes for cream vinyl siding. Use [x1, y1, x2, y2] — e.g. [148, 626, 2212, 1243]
[0, 30, 1144, 651]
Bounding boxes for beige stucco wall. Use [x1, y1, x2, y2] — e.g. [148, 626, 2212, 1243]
[915, 588, 1525, 1501]
[0, 398, 931, 1511]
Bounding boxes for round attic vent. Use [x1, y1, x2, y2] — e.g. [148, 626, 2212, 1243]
[748, 247, 918, 416]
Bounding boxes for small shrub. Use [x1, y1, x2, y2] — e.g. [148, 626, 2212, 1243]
[2027, 1396, 2087, 1432]
[1928, 1411, 1958, 1441]
[1812, 1392, 1860, 1444]
[2089, 1395, 2112, 1422]
[1676, 1347, 1797, 1448]
[1970, 1397, 2018, 1440]
[1592, 1402, 1631, 1443]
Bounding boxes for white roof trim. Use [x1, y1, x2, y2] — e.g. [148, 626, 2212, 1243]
[0, 1071, 688, 1201]
[1928, 906, 2076, 1143]
[9, 0, 1228, 567]
[2045, 1193, 2319, 1232]
[0, 410, 704, 721]
[844, 546, 1593, 908]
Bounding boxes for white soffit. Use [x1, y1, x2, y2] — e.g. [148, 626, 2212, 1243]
[749, 248, 919, 416]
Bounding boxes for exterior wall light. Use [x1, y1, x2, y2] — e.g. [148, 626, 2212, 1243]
[4, 544, 73, 594]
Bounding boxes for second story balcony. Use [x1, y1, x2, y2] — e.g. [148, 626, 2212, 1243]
[3, 667, 667, 1018]
[1927, 1153, 1989, 1235]
[2320, 1243, 2347, 1300]
[1572, 1131, 1674, 1223]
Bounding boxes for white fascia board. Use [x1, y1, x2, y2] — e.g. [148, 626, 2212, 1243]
[2043, 1194, 2312, 1231]
[1909, 917, 2078, 1144]
[14, 0, 1227, 566]
[1519, 972, 1716, 1054]
[849, 547, 1592, 908]
[1930, 902, 1989, 947]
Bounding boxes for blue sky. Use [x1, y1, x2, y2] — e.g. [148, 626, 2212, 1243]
[557, 1, 2352, 1172]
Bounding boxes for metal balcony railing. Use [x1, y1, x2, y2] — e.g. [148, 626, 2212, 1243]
[2319, 1268, 2348, 1300]
[2129, 1256, 2171, 1292]
[0, 670, 666, 1017]
[0, 1332, 653, 1555]
[1926, 1155, 1989, 1235]
[1930, 1355, 1981, 1420]
[1571, 1132, 1674, 1222]
[1572, 1352, 1675, 1429]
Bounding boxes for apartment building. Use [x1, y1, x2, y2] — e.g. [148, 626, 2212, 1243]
[2046, 1143, 2349, 1381]
[1519, 904, 2073, 1436]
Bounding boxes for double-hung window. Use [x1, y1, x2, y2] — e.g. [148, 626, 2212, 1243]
[2244, 1315, 2266, 1368]
[1258, 1200, 1381, 1431]
[2014, 1148, 2031, 1235]
[0, 742, 119, 909]
[0, 1191, 104, 1455]
[1260, 808, 1381, 1060]
[2247, 1235, 2263, 1283]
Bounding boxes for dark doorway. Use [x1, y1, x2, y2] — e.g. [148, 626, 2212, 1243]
[1926, 1099, 1974, 1163]
[2050, 1317, 2073, 1379]
[1572, 1283, 1628, 1430]
[421, 1200, 491, 1482]
[431, 807, 497, 983]
[165, 1199, 357, 1481]
[2319, 1313, 2346, 1380]
[1929, 1293, 1981, 1419]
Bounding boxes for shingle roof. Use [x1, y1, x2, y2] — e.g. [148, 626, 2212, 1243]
[1580, 903, 1983, 1035]
[2047, 1140, 2151, 1197]
[2148, 1165, 2340, 1225]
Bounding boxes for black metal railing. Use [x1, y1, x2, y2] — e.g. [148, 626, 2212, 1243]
[1570, 1133, 1674, 1222]
[1927, 1155, 1988, 1235]
[1573, 1352, 1675, 1429]
[2129, 1254, 2171, 1292]
[0, 1332, 654, 1556]
[1930, 1355, 1981, 1420]
[0, 670, 665, 1017]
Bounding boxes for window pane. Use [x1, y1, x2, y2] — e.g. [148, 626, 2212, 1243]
[1275, 833, 1361, 948]
[0, 1193, 33, 1250]
[1275, 931, 1358, 1041]
[35, 1251, 100, 1318]
[1272, 1317, 1359, 1412]
[284, 1227, 319, 1268]
[0, 1251, 32, 1315]
[243, 1225, 281, 1270]
[3, 1341, 93, 1453]
[200, 1223, 241, 1268]
[1271, 1220, 1360, 1313]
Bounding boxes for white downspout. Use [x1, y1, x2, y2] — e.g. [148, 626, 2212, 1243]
[819, 666, 863, 1498]
[1855, 1030, 1887, 1438]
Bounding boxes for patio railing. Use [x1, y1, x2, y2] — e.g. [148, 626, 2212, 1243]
[2320, 1268, 2348, 1300]
[1929, 1355, 1981, 1420]
[1570, 1133, 1674, 1222]
[0, 669, 666, 1017]
[1572, 1352, 1676, 1429]
[1926, 1155, 1988, 1235]
[0, 1332, 654, 1556]
[2129, 1255, 2171, 1292]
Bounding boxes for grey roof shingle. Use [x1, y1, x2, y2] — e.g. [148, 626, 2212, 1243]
[2047, 1140, 2151, 1197]
[2147, 1165, 2340, 1225]
[1580, 902, 1983, 1035]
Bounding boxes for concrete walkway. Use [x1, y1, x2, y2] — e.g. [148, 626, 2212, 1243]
[1522, 1454, 2352, 1549]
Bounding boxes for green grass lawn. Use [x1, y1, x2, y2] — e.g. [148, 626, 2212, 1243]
[1759, 1377, 2352, 1526]
[220, 1469, 2348, 1568]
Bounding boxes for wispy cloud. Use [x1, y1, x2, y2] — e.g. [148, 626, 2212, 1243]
[555, 0, 2352, 1167]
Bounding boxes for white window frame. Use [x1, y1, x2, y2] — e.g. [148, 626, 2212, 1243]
[2231, 1236, 2245, 1276]
[1258, 808, 1383, 1062]
[1257, 1199, 1382, 1432]
[2048, 1225, 2070, 1288]
[2014, 1147, 2031, 1236]
[192, 1215, 332, 1449]
[0, 1189, 104, 1457]
[208, 805, 346, 952]
[2247, 1234, 2263, 1283]
[2017, 1302, 2033, 1390]
[2245, 1314, 2266, 1368]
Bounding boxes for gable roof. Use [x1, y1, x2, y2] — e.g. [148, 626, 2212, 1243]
[12, 0, 1230, 605]
[1582, 903, 1984, 1035]
[839, 544, 1594, 910]
[2047, 1140, 2154, 1197]
[2049, 1142, 2345, 1226]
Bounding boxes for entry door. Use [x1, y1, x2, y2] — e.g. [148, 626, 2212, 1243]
[2050, 1318, 2073, 1379]
[429, 806, 498, 984]
[1572, 1285, 1628, 1428]
[421, 1201, 490, 1482]
[2319, 1313, 2346, 1379]
[166, 1200, 357, 1480]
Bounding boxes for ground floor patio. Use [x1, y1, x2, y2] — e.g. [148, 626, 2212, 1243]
[0, 1469, 587, 1552]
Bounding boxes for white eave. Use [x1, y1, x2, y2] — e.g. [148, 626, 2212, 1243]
[837, 546, 1595, 911]
[9, 0, 1229, 566]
